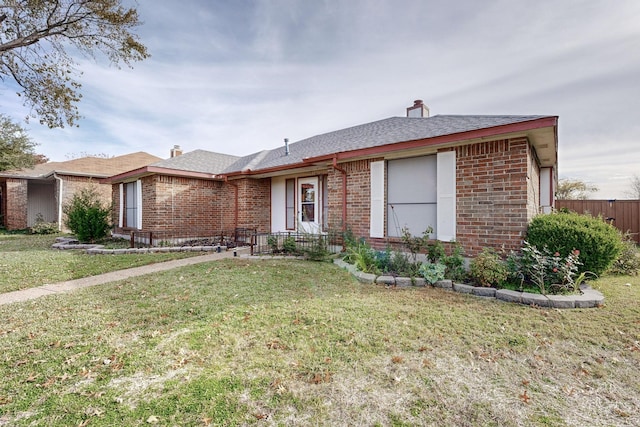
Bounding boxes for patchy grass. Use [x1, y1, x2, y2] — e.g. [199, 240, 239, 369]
[0, 234, 202, 293]
[0, 258, 638, 426]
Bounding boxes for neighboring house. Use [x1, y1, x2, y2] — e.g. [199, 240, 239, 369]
[106, 100, 558, 257]
[0, 152, 161, 231]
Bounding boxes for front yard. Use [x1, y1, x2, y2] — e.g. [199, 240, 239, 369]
[0, 233, 201, 293]
[0, 252, 638, 426]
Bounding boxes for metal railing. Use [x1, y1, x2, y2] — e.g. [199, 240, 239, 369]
[250, 231, 343, 256]
[125, 228, 256, 248]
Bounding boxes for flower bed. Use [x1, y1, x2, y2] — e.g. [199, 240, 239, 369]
[333, 258, 604, 309]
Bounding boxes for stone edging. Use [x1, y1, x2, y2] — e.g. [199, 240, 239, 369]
[333, 258, 604, 309]
[52, 237, 231, 255]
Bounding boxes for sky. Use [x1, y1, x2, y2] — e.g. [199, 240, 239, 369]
[2, 0, 639, 199]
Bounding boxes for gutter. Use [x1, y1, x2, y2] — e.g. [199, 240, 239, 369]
[331, 156, 348, 232]
[53, 173, 63, 231]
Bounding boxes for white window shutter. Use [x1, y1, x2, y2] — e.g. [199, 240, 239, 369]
[118, 183, 124, 228]
[370, 161, 385, 238]
[136, 179, 143, 229]
[436, 151, 456, 241]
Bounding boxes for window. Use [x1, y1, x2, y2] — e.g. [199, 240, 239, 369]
[125, 181, 140, 228]
[370, 152, 456, 241]
[300, 182, 315, 222]
[387, 155, 437, 237]
[285, 178, 295, 230]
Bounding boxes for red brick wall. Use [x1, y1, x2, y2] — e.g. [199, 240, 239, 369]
[3, 178, 28, 230]
[326, 138, 538, 257]
[111, 176, 268, 237]
[456, 137, 532, 256]
[235, 177, 271, 232]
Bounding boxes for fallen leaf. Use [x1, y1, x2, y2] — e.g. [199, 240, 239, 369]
[146, 415, 160, 424]
[519, 390, 531, 404]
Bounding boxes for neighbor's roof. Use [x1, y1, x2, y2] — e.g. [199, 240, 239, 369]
[223, 115, 555, 174]
[0, 152, 161, 179]
[150, 150, 240, 175]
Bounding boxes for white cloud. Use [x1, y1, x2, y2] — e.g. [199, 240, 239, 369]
[3, 0, 639, 198]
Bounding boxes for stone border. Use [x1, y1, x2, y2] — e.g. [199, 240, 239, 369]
[333, 258, 604, 309]
[52, 236, 232, 255]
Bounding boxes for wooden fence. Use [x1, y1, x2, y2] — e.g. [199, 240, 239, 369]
[555, 199, 640, 243]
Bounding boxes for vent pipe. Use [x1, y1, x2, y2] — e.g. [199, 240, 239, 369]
[284, 138, 289, 156]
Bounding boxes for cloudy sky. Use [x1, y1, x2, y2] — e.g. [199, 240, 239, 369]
[3, 0, 639, 198]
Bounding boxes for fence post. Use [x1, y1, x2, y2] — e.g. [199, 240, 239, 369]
[149, 231, 153, 247]
[130, 231, 134, 248]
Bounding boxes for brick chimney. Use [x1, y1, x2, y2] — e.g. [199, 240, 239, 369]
[170, 145, 183, 157]
[406, 99, 429, 118]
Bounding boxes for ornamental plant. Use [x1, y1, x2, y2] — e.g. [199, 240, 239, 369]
[469, 248, 508, 287]
[63, 187, 111, 243]
[419, 262, 446, 285]
[507, 241, 585, 295]
[526, 211, 623, 275]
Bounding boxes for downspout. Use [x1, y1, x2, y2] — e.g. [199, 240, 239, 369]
[331, 156, 347, 232]
[53, 173, 63, 231]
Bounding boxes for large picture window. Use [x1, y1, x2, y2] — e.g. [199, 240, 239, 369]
[387, 155, 437, 237]
[370, 152, 456, 241]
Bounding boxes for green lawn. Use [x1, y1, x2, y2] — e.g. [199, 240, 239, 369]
[0, 233, 203, 293]
[0, 255, 638, 426]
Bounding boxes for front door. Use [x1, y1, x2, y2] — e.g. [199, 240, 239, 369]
[298, 177, 320, 233]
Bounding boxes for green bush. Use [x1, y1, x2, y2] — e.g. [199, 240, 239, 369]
[608, 234, 640, 276]
[526, 211, 623, 276]
[469, 248, 508, 287]
[63, 187, 111, 243]
[442, 242, 467, 282]
[29, 213, 59, 235]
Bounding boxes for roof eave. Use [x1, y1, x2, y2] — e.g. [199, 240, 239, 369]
[102, 166, 225, 184]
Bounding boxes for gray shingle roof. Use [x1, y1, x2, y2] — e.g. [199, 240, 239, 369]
[222, 115, 550, 173]
[152, 149, 240, 174]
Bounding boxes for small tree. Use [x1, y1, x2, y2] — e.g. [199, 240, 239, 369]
[63, 187, 111, 243]
[556, 178, 598, 200]
[624, 174, 640, 199]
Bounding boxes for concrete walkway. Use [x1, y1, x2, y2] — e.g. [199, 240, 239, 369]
[0, 248, 249, 306]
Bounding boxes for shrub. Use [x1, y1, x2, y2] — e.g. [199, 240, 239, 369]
[442, 242, 467, 282]
[282, 236, 298, 254]
[507, 241, 585, 295]
[29, 213, 58, 235]
[608, 234, 640, 276]
[526, 211, 623, 275]
[469, 248, 508, 287]
[63, 187, 111, 243]
[345, 241, 378, 274]
[419, 262, 446, 285]
[303, 235, 331, 261]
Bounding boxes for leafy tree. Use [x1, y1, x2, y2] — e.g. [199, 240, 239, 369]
[63, 186, 111, 242]
[555, 178, 598, 200]
[0, 0, 149, 128]
[0, 114, 40, 171]
[624, 174, 640, 199]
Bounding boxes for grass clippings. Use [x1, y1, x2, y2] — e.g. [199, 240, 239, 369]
[0, 257, 638, 426]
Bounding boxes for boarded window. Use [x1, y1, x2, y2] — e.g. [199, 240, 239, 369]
[387, 155, 437, 238]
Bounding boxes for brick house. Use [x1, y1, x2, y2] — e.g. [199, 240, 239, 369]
[0, 152, 160, 231]
[106, 101, 558, 257]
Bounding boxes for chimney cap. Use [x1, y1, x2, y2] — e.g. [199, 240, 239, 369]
[413, 99, 423, 106]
